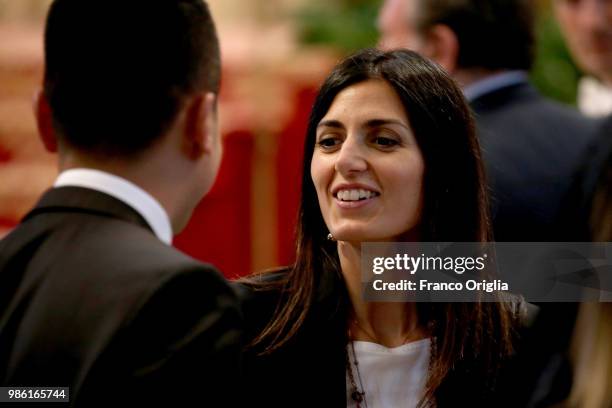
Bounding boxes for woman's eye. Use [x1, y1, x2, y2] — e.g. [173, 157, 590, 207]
[373, 136, 399, 148]
[317, 137, 341, 149]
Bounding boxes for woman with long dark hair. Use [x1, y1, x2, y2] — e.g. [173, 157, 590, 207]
[238, 48, 522, 407]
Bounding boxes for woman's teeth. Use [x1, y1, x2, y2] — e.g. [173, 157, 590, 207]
[336, 189, 379, 201]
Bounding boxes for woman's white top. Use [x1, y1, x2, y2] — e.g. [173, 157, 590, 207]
[346, 338, 430, 408]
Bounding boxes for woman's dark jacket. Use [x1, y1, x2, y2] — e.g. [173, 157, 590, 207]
[235, 269, 539, 408]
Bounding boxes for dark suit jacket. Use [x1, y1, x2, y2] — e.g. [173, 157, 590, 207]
[237, 270, 534, 408]
[0, 186, 242, 407]
[562, 114, 612, 240]
[471, 81, 601, 241]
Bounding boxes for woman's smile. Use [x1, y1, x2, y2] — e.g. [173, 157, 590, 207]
[332, 183, 381, 209]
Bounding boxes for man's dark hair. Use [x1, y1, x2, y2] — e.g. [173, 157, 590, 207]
[44, 0, 221, 156]
[415, 0, 535, 71]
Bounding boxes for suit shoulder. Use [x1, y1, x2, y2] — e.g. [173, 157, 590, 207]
[69, 217, 223, 281]
[2, 211, 230, 314]
[128, 264, 239, 327]
[474, 85, 600, 133]
[536, 98, 602, 130]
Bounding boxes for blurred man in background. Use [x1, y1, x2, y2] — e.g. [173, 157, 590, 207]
[378, 0, 601, 242]
[553, 0, 612, 240]
[0, 0, 242, 406]
[554, 0, 612, 117]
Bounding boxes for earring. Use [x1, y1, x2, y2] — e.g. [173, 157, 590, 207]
[327, 233, 336, 241]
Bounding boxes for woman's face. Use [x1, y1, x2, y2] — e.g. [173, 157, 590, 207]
[311, 79, 425, 243]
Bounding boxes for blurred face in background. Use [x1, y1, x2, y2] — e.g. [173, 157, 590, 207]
[554, 0, 612, 85]
[310, 79, 425, 243]
[377, 0, 425, 52]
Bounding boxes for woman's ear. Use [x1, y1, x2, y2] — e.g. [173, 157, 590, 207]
[422, 24, 459, 74]
[33, 89, 58, 153]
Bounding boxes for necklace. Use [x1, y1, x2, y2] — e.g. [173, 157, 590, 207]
[346, 321, 412, 408]
[346, 329, 369, 408]
[351, 317, 419, 346]
[347, 317, 411, 408]
[346, 320, 437, 408]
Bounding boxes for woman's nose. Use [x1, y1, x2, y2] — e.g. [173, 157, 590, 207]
[334, 136, 368, 175]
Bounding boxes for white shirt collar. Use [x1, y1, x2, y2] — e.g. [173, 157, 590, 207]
[578, 76, 612, 118]
[54, 168, 173, 245]
[463, 70, 529, 102]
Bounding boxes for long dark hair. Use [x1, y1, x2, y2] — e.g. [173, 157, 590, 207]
[249, 49, 515, 404]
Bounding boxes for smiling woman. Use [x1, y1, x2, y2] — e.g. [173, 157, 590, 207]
[238, 48, 524, 408]
[312, 79, 424, 243]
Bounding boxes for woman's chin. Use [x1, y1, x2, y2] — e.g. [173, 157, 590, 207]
[333, 231, 393, 243]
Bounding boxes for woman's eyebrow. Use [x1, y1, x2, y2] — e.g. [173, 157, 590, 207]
[317, 119, 345, 129]
[364, 119, 410, 130]
[317, 119, 410, 130]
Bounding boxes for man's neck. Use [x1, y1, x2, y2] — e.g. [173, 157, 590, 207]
[58, 150, 186, 233]
[54, 168, 174, 244]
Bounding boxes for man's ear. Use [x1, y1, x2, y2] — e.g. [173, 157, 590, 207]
[422, 24, 459, 73]
[183, 92, 218, 160]
[33, 89, 58, 153]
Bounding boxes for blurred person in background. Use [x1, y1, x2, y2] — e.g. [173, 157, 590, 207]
[553, 6, 612, 404]
[238, 48, 529, 407]
[0, 0, 242, 406]
[554, 0, 612, 117]
[378, 0, 601, 242]
[568, 121, 612, 408]
[552, 117, 612, 408]
[566, 302, 612, 408]
[553, 0, 612, 237]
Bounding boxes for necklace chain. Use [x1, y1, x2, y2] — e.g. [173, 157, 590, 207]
[346, 320, 437, 408]
[351, 317, 417, 346]
[346, 329, 369, 408]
